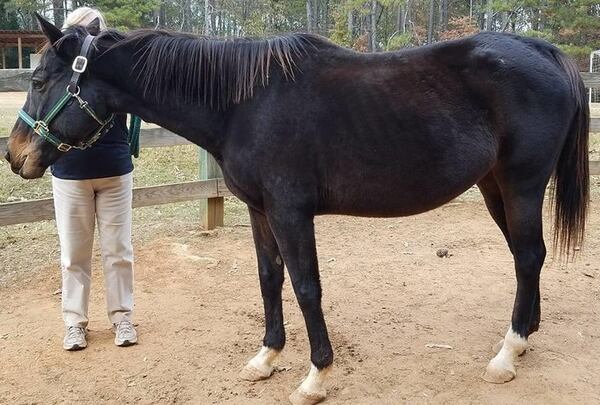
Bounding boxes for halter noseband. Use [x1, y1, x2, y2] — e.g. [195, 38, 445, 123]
[18, 34, 114, 152]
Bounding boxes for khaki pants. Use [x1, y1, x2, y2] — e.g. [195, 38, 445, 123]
[52, 173, 134, 328]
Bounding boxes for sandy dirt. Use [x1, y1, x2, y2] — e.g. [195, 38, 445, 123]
[0, 198, 599, 405]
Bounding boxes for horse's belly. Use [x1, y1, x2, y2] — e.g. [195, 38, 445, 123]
[320, 149, 496, 217]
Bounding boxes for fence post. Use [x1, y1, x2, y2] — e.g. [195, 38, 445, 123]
[17, 37, 22, 69]
[198, 148, 224, 229]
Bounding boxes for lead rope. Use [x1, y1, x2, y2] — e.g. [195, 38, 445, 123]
[128, 115, 141, 158]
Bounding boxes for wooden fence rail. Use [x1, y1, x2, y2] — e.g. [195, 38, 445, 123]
[0, 178, 231, 227]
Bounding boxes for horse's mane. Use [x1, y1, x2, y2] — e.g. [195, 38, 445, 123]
[96, 29, 325, 109]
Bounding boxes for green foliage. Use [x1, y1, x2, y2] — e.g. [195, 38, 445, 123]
[522, 29, 553, 42]
[385, 32, 412, 51]
[0, 0, 598, 58]
[0, 0, 20, 30]
[558, 44, 595, 69]
[94, 0, 159, 30]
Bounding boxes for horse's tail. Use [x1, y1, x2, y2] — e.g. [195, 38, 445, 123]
[550, 50, 590, 257]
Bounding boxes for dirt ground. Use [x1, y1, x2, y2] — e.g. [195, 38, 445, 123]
[0, 197, 599, 405]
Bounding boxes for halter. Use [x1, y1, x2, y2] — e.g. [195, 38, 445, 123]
[18, 34, 114, 152]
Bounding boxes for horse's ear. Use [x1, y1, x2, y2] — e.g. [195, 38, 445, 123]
[86, 17, 101, 36]
[36, 12, 79, 58]
[35, 12, 63, 45]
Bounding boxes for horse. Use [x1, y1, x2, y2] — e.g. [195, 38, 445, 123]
[4, 14, 589, 405]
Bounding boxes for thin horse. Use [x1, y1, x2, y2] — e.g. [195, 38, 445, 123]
[5, 15, 589, 405]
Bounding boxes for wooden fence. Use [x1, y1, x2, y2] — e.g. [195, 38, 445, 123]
[0, 128, 228, 227]
[1, 70, 599, 228]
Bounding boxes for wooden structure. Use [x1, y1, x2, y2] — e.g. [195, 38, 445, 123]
[0, 72, 599, 228]
[0, 31, 46, 69]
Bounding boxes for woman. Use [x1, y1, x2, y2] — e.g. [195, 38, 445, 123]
[52, 7, 137, 350]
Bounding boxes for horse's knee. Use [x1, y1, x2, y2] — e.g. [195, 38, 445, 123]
[294, 284, 322, 310]
[259, 267, 284, 292]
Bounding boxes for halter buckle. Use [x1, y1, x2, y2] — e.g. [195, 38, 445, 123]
[57, 143, 72, 152]
[33, 120, 48, 134]
[72, 56, 88, 73]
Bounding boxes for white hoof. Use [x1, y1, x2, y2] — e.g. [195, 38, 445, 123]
[289, 387, 326, 405]
[482, 357, 516, 383]
[239, 346, 280, 381]
[289, 364, 330, 405]
[483, 327, 528, 384]
[239, 363, 274, 381]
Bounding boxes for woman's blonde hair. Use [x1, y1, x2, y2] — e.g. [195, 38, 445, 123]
[63, 7, 107, 31]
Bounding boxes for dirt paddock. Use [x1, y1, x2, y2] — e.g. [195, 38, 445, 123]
[0, 198, 599, 404]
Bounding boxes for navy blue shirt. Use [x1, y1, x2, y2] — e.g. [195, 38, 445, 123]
[51, 115, 133, 180]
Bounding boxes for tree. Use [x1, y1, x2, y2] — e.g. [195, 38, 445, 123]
[0, 0, 597, 67]
[52, 0, 64, 27]
[0, 0, 20, 30]
[306, 0, 315, 32]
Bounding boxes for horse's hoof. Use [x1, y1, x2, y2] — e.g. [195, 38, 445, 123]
[239, 364, 273, 381]
[289, 388, 326, 405]
[482, 358, 516, 384]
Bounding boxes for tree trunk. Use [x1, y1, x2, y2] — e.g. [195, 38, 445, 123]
[406, 0, 412, 34]
[52, 0, 64, 27]
[306, 0, 315, 33]
[322, 0, 329, 36]
[397, 3, 404, 33]
[485, 0, 493, 31]
[181, 0, 193, 32]
[427, 0, 435, 44]
[370, 0, 378, 52]
[205, 0, 214, 35]
[440, 0, 448, 31]
[348, 9, 354, 40]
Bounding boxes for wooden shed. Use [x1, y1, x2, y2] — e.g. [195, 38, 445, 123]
[0, 30, 46, 69]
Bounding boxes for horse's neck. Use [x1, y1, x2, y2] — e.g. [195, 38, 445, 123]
[123, 99, 226, 158]
[99, 50, 227, 158]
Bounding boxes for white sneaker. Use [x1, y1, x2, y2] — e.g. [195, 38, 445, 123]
[63, 326, 87, 351]
[113, 321, 137, 347]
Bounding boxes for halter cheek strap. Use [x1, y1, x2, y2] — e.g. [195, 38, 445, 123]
[69, 34, 94, 92]
[17, 34, 114, 152]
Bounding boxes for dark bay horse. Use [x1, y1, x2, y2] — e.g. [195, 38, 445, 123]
[5, 14, 589, 405]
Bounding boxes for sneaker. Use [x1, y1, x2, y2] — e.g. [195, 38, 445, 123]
[63, 326, 87, 351]
[113, 320, 137, 347]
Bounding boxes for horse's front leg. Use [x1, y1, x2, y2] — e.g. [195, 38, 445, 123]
[267, 208, 333, 405]
[240, 208, 286, 381]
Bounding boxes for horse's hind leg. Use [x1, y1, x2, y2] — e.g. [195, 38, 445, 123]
[482, 182, 546, 383]
[478, 172, 512, 251]
[240, 208, 286, 381]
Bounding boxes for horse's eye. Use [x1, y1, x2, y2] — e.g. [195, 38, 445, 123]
[32, 79, 45, 90]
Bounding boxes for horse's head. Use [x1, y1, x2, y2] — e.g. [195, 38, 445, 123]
[4, 14, 113, 179]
